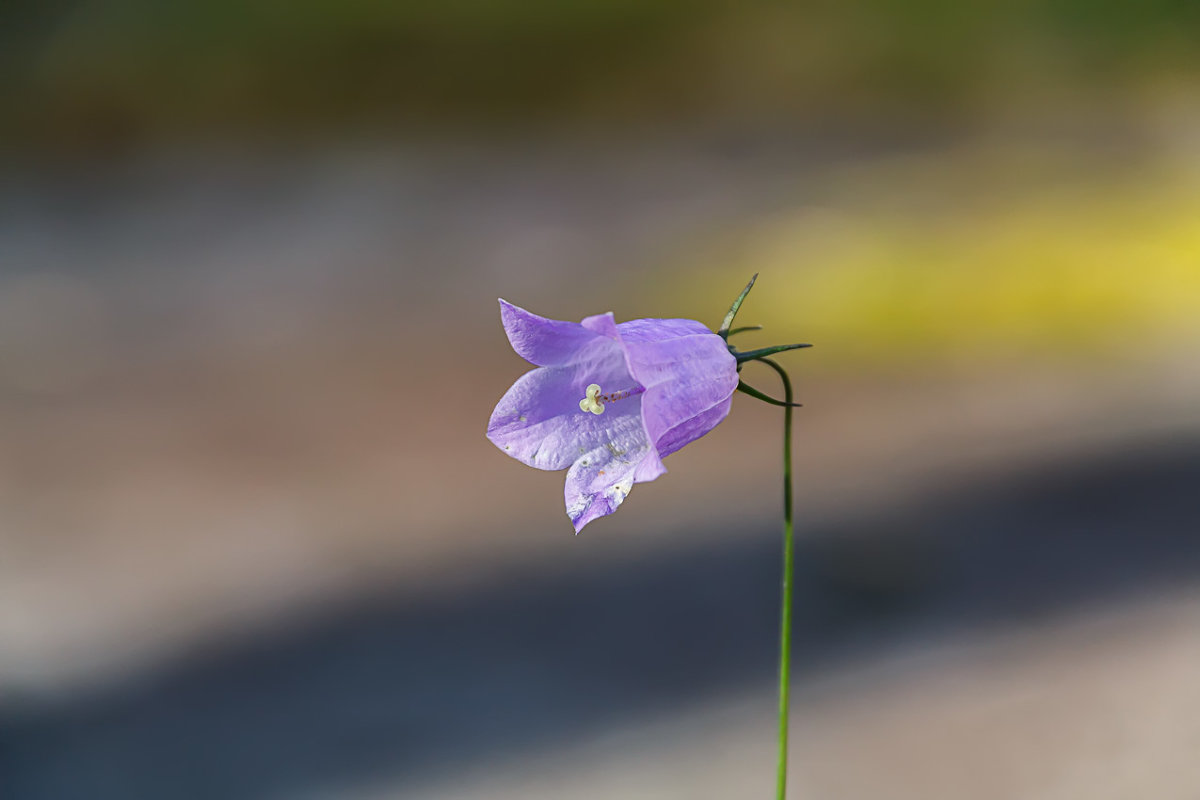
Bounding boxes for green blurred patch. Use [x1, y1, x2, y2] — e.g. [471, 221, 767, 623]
[671, 149, 1200, 372]
[6, 0, 1200, 146]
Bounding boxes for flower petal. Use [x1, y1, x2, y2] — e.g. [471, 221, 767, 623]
[499, 299, 606, 367]
[579, 311, 620, 339]
[616, 317, 712, 342]
[616, 320, 739, 454]
[487, 336, 646, 471]
[653, 393, 733, 458]
[565, 443, 664, 532]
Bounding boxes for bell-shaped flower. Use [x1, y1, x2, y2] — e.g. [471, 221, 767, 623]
[487, 300, 739, 531]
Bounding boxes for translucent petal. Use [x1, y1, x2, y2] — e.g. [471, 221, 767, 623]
[565, 440, 663, 532]
[487, 337, 643, 471]
[499, 299, 606, 367]
[617, 319, 739, 454]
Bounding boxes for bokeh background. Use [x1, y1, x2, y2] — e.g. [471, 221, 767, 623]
[3, 2, 1200, 798]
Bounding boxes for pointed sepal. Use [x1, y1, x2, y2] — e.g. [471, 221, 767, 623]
[718, 274, 758, 340]
[736, 380, 803, 408]
[734, 343, 813, 364]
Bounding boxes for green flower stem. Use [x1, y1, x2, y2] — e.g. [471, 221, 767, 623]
[755, 356, 794, 800]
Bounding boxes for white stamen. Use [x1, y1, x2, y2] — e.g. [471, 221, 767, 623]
[579, 383, 604, 415]
[579, 383, 645, 415]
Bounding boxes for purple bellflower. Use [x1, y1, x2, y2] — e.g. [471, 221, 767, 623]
[487, 300, 739, 531]
[485, 277, 813, 799]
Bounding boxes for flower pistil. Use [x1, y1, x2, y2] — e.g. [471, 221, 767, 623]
[578, 383, 644, 415]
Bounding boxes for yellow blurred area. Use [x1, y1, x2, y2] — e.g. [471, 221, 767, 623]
[674, 148, 1200, 371]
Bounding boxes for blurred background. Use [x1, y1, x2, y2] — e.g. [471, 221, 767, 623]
[2, 2, 1200, 798]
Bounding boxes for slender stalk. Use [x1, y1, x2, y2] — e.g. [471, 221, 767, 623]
[755, 356, 794, 800]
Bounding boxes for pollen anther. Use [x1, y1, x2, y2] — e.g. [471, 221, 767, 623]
[579, 383, 645, 415]
[579, 384, 604, 415]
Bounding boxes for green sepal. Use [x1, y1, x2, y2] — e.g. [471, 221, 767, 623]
[726, 325, 763, 337]
[734, 343, 812, 363]
[736, 380, 803, 407]
[717, 274, 758, 339]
